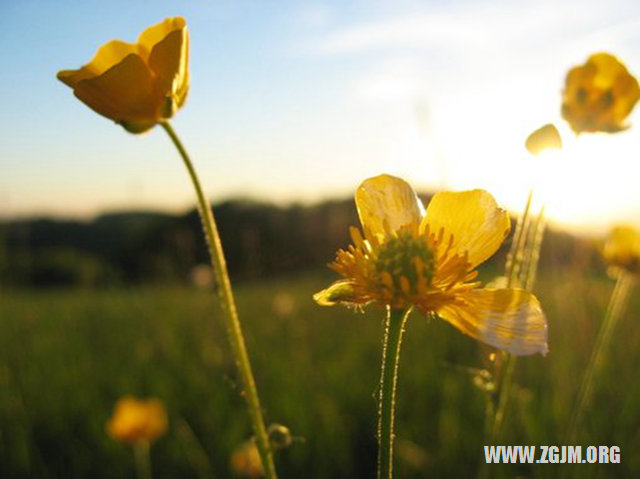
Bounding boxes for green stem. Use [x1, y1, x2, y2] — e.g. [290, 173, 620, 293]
[134, 440, 152, 479]
[506, 189, 533, 287]
[488, 188, 539, 443]
[159, 121, 277, 479]
[522, 206, 546, 291]
[377, 307, 412, 479]
[491, 353, 516, 441]
[566, 272, 634, 443]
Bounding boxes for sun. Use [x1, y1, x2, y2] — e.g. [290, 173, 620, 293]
[536, 131, 640, 233]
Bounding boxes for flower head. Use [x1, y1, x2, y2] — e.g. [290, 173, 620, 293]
[57, 17, 189, 133]
[603, 225, 640, 276]
[106, 396, 168, 443]
[230, 440, 264, 478]
[561, 52, 640, 134]
[314, 175, 548, 356]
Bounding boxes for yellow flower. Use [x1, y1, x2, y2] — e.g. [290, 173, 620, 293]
[603, 226, 640, 276]
[230, 440, 264, 478]
[561, 53, 640, 133]
[314, 175, 548, 356]
[57, 17, 189, 133]
[106, 396, 168, 443]
[525, 123, 562, 155]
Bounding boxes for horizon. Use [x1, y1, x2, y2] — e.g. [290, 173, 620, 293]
[0, 188, 612, 238]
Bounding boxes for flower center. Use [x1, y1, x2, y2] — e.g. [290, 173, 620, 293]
[375, 232, 435, 294]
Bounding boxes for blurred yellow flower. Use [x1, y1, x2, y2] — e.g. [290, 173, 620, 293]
[603, 226, 640, 276]
[525, 123, 562, 155]
[57, 17, 189, 133]
[230, 440, 264, 478]
[562, 53, 640, 133]
[106, 396, 168, 443]
[314, 175, 548, 356]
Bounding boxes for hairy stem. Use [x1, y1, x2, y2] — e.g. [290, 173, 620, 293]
[160, 121, 277, 479]
[523, 206, 546, 291]
[377, 307, 412, 479]
[489, 188, 543, 442]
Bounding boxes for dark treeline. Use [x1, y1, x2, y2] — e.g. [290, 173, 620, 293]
[0, 196, 601, 287]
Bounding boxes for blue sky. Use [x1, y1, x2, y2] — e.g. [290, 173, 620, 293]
[2, 0, 640, 232]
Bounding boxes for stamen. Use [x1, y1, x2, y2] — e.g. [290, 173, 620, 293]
[374, 231, 436, 297]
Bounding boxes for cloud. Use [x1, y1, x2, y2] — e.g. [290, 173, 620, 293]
[354, 56, 429, 102]
[313, 12, 490, 54]
[305, 0, 640, 56]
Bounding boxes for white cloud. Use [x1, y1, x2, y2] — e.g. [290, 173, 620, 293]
[306, 0, 640, 56]
[313, 12, 491, 54]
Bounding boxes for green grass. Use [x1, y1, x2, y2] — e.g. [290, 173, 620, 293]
[0, 267, 638, 478]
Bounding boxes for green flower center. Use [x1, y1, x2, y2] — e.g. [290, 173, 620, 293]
[375, 232, 435, 293]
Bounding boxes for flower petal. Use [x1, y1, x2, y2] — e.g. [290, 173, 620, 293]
[313, 280, 365, 307]
[138, 17, 186, 56]
[423, 189, 510, 269]
[148, 26, 189, 110]
[436, 288, 548, 356]
[525, 123, 562, 155]
[58, 40, 140, 87]
[72, 54, 162, 129]
[355, 174, 424, 240]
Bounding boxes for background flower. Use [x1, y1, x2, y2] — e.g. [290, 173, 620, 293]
[561, 52, 640, 133]
[106, 396, 168, 444]
[603, 225, 640, 276]
[230, 440, 264, 478]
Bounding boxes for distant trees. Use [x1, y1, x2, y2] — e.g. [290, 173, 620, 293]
[0, 197, 600, 288]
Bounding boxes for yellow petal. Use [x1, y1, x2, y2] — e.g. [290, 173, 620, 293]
[525, 123, 562, 155]
[148, 26, 190, 111]
[590, 53, 626, 88]
[313, 280, 364, 306]
[58, 40, 140, 87]
[355, 174, 424, 240]
[138, 17, 186, 56]
[423, 189, 510, 269]
[436, 289, 548, 356]
[73, 54, 162, 129]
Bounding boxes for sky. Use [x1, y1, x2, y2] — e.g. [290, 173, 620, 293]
[2, 0, 640, 234]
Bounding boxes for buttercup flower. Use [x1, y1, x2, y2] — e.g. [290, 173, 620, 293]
[314, 175, 548, 356]
[57, 17, 189, 133]
[562, 53, 640, 133]
[525, 123, 562, 155]
[230, 440, 264, 478]
[106, 396, 168, 443]
[603, 225, 640, 276]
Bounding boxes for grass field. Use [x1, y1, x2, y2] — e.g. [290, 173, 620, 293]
[1, 266, 638, 478]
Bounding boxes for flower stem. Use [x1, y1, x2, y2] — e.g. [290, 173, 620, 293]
[489, 188, 543, 442]
[377, 306, 412, 479]
[505, 189, 533, 287]
[566, 272, 634, 443]
[522, 206, 546, 291]
[491, 352, 516, 440]
[134, 440, 152, 479]
[159, 121, 277, 479]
